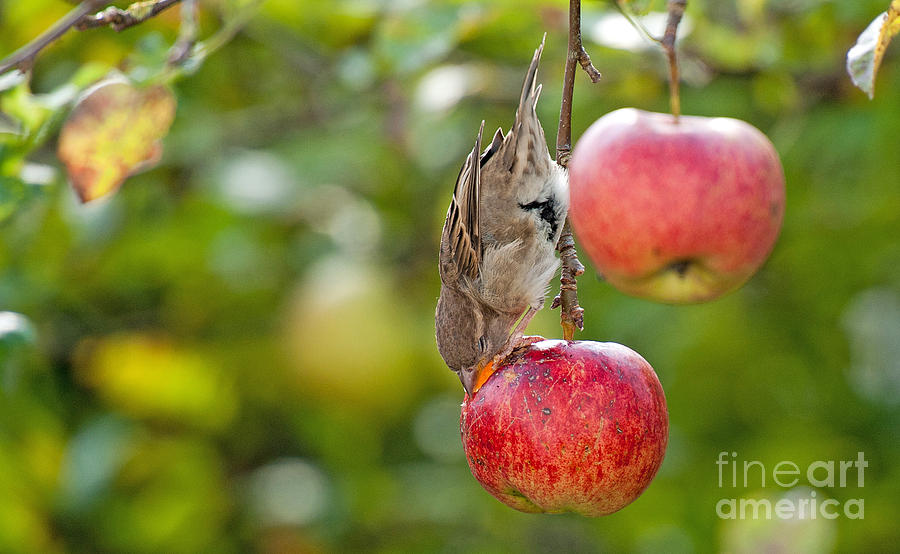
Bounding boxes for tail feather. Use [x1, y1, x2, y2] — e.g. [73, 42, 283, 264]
[499, 35, 551, 175]
[514, 34, 545, 133]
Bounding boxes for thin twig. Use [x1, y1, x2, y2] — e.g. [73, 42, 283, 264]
[613, 0, 662, 45]
[187, 0, 263, 65]
[553, 0, 597, 341]
[75, 0, 182, 32]
[0, 0, 184, 76]
[167, 0, 197, 65]
[0, 0, 107, 74]
[661, 0, 687, 119]
[555, 0, 600, 167]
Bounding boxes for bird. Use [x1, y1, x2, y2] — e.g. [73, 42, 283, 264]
[435, 37, 568, 397]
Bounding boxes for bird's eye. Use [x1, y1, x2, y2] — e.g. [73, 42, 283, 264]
[478, 335, 487, 352]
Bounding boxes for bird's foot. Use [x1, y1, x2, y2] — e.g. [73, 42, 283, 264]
[514, 335, 545, 351]
[493, 335, 546, 367]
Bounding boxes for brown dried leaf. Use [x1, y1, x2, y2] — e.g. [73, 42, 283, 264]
[58, 79, 176, 202]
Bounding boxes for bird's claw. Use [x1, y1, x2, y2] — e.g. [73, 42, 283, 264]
[516, 335, 545, 349]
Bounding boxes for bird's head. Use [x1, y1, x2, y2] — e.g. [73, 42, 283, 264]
[436, 290, 512, 396]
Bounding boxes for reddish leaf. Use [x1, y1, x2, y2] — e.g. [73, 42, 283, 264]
[58, 78, 176, 202]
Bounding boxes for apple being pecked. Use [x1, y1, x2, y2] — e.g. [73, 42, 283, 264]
[568, 108, 785, 304]
[460, 340, 668, 516]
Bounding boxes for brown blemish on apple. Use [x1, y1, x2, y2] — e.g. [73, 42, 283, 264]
[770, 201, 781, 217]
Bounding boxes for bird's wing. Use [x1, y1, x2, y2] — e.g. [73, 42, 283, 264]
[441, 121, 485, 281]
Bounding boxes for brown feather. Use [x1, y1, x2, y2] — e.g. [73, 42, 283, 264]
[441, 121, 484, 281]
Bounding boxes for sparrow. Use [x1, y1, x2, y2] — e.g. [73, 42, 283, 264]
[435, 37, 568, 396]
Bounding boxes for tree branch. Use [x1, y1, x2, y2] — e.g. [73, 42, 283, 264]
[553, 0, 597, 341]
[661, 0, 687, 119]
[0, 0, 106, 75]
[0, 0, 183, 76]
[167, 0, 197, 66]
[76, 0, 182, 32]
[555, 0, 600, 167]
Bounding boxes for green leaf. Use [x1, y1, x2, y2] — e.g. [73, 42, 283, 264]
[0, 176, 28, 222]
[847, 1, 900, 98]
[57, 77, 176, 202]
[373, 5, 462, 74]
[1, 80, 52, 139]
[0, 112, 21, 138]
[126, 33, 176, 84]
[59, 417, 134, 510]
[0, 78, 74, 155]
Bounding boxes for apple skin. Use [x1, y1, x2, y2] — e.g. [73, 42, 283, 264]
[568, 108, 785, 303]
[460, 340, 668, 517]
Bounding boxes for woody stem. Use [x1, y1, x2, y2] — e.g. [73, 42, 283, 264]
[553, 0, 597, 340]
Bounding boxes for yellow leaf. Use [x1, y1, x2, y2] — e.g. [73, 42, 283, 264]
[74, 334, 237, 429]
[889, 1, 900, 34]
[57, 78, 176, 202]
[873, 3, 900, 85]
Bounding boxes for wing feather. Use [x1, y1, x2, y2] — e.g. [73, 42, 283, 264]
[441, 121, 485, 281]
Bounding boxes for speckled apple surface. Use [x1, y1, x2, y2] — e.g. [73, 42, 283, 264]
[460, 340, 668, 516]
[568, 108, 785, 303]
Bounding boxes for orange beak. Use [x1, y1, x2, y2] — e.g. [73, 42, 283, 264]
[460, 358, 496, 397]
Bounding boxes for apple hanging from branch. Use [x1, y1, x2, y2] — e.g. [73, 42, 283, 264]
[567, 1, 785, 304]
[460, 340, 668, 516]
[568, 108, 785, 304]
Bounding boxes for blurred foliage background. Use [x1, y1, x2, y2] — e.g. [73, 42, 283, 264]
[1, 0, 899, 552]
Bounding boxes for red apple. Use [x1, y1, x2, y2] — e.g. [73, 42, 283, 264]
[460, 340, 668, 516]
[568, 108, 785, 303]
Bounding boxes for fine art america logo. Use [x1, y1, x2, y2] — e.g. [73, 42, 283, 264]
[715, 451, 866, 520]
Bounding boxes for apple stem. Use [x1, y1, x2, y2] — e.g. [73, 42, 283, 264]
[661, 0, 687, 121]
[552, 0, 595, 341]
